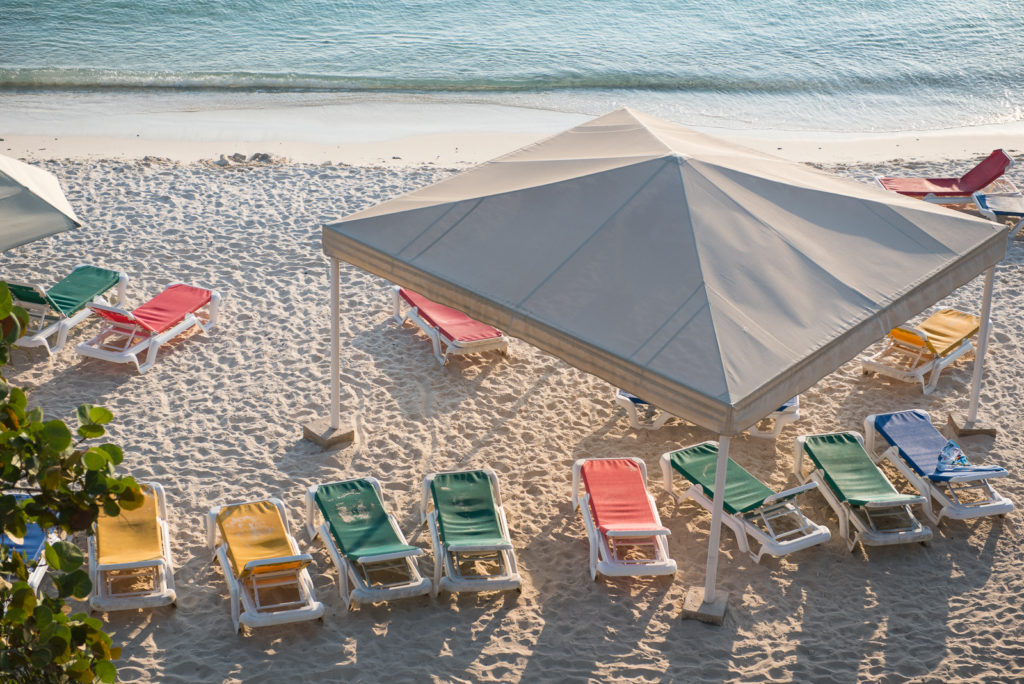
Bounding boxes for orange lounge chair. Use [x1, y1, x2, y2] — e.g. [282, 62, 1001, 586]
[876, 149, 1015, 203]
[392, 286, 509, 365]
[76, 282, 222, 372]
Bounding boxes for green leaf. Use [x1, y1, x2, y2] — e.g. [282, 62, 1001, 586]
[98, 443, 124, 466]
[49, 540, 85, 572]
[77, 424, 105, 440]
[83, 448, 109, 471]
[87, 406, 113, 425]
[41, 420, 73, 452]
[95, 660, 117, 683]
[0, 283, 12, 319]
[33, 604, 54, 629]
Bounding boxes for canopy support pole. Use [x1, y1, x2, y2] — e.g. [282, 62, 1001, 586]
[951, 266, 997, 437]
[330, 256, 341, 429]
[681, 434, 730, 625]
[302, 256, 354, 449]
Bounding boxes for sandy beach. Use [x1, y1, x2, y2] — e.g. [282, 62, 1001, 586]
[3, 104, 1023, 682]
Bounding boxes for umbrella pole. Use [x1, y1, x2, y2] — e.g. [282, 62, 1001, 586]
[967, 266, 995, 424]
[330, 256, 341, 429]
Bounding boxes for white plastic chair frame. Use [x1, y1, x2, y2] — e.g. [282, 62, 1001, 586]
[863, 414, 1014, 525]
[77, 283, 222, 373]
[206, 497, 324, 633]
[860, 323, 983, 394]
[392, 286, 509, 366]
[87, 482, 177, 612]
[418, 468, 522, 596]
[972, 189, 1024, 238]
[304, 478, 431, 610]
[660, 445, 830, 563]
[793, 433, 932, 552]
[570, 457, 676, 581]
[8, 266, 128, 356]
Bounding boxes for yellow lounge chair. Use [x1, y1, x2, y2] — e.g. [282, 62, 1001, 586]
[88, 482, 176, 612]
[861, 308, 980, 393]
[206, 498, 324, 633]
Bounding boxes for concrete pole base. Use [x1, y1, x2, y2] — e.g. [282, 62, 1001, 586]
[303, 416, 355, 449]
[680, 586, 729, 625]
[947, 413, 998, 438]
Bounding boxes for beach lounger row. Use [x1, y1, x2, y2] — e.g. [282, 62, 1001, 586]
[3, 265, 222, 372]
[6, 408, 1010, 634]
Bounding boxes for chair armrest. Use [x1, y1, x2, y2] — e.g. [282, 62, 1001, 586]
[930, 467, 1009, 483]
[863, 496, 928, 509]
[446, 543, 513, 553]
[95, 558, 167, 571]
[242, 554, 313, 574]
[762, 481, 817, 505]
[605, 528, 670, 538]
[355, 548, 423, 564]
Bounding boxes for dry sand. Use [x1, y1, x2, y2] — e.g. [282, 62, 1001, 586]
[3, 128, 1023, 682]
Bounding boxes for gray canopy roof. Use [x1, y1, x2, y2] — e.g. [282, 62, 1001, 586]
[0, 154, 80, 252]
[323, 108, 1005, 434]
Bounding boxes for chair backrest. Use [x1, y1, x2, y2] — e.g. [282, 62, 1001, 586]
[400, 288, 502, 343]
[131, 284, 211, 333]
[96, 486, 163, 565]
[217, 500, 296, 577]
[580, 459, 662, 532]
[960, 149, 1012, 191]
[802, 433, 899, 505]
[872, 410, 947, 477]
[0, 493, 48, 562]
[45, 266, 120, 317]
[6, 282, 51, 309]
[430, 470, 506, 546]
[667, 442, 774, 515]
[315, 479, 403, 560]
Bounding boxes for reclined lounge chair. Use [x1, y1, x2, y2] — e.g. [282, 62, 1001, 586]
[88, 482, 177, 612]
[393, 286, 509, 365]
[615, 389, 799, 438]
[794, 432, 932, 551]
[570, 457, 676, 580]
[207, 498, 324, 633]
[5, 265, 127, 355]
[77, 282, 221, 373]
[1, 492, 58, 593]
[305, 477, 431, 609]
[420, 469, 521, 596]
[865, 410, 1014, 524]
[661, 442, 829, 562]
[860, 308, 980, 394]
[876, 149, 1016, 203]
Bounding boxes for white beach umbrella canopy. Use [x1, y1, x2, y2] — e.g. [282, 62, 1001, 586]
[323, 108, 1005, 434]
[0, 153, 80, 252]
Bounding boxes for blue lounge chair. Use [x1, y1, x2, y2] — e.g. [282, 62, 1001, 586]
[864, 410, 1014, 524]
[1, 493, 57, 592]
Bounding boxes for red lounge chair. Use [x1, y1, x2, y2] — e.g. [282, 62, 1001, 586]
[570, 457, 677, 580]
[76, 283, 222, 373]
[876, 149, 1015, 203]
[391, 286, 509, 365]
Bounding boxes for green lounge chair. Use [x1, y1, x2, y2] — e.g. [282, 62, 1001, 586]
[794, 432, 932, 551]
[420, 469, 521, 596]
[305, 477, 432, 609]
[5, 264, 127, 355]
[660, 442, 830, 562]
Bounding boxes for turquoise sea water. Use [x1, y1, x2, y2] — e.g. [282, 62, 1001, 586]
[1, 0, 1023, 132]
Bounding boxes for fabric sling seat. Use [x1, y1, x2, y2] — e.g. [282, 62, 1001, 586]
[392, 286, 509, 365]
[5, 264, 127, 355]
[304, 477, 431, 609]
[660, 441, 829, 562]
[570, 458, 676, 580]
[794, 432, 932, 551]
[860, 308, 980, 394]
[88, 482, 177, 611]
[615, 389, 799, 438]
[419, 468, 521, 596]
[77, 282, 222, 373]
[864, 410, 1013, 524]
[1, 492, 58, 592]
[206, 498, 324, 633]
[876, 149, 1016, 203]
